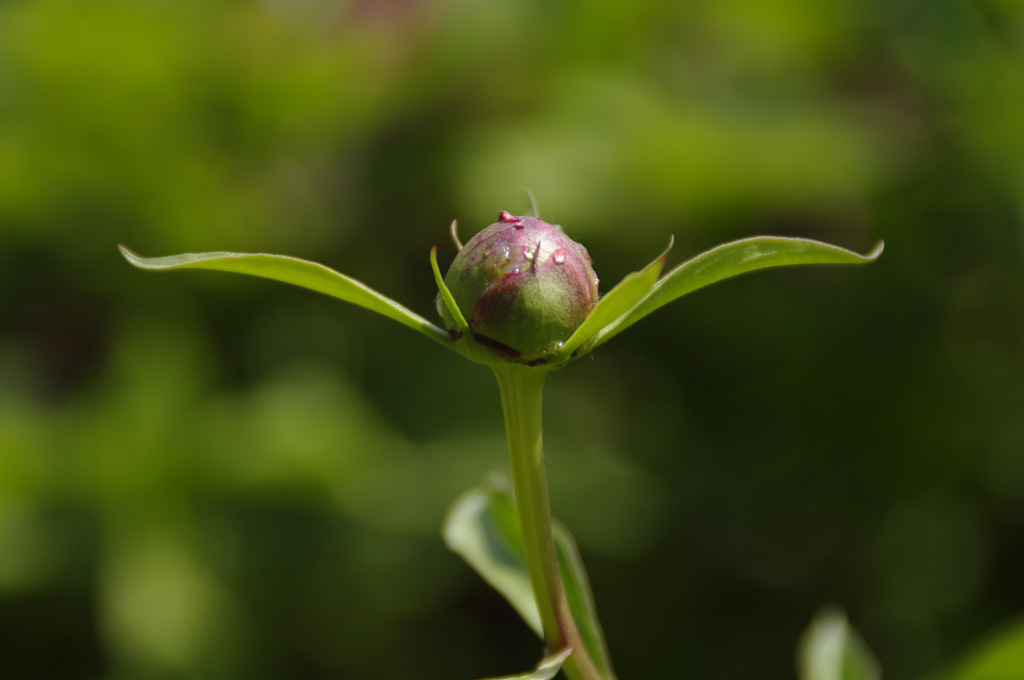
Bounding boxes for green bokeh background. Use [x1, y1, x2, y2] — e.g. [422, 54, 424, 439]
[2, 1, 1023, 678]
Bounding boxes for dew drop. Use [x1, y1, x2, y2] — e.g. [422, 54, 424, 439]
[522, 245, 534, 260]
[552, 249, 566, 264]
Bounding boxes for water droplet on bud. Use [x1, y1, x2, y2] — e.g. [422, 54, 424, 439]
[552, 249, 566, 264]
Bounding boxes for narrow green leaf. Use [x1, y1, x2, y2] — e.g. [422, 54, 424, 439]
[553, 520, 616, 679]
[443, 486, 543, 636]
[443, 486, 617, 680]
[798, 608, 881, 680]
[594, 237, 884, 348]
[553, 237, 673, 362]
[431, 245, 471, 336]
[118, 245, 452, 347]
[928, 618, 1024, 680]
[482, 647, 571, 680]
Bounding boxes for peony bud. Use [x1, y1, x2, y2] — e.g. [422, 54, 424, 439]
[438, 211, 600, 363]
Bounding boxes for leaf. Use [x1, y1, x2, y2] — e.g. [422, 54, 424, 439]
[443, 486, 616, 679]
[552, 237, 673, 363]
[553, 519, 616, 679]
[431, 245, 471, 337]
[118, 245, 452, 347]
[798, 608, 881, 680]
[593, 237, 884, 349]
[444, 486, 542, 636]
[481, 647, 571, 680]
[927, 618, 1024, 680]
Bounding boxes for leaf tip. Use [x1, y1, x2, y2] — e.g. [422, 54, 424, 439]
[865, 240, 885, 260]
[117, 244, 144, 267]
[450, 221, 463, 251]
[661, 234, 675, 261]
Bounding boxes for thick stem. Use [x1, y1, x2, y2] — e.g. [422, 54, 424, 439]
[493, 365, 602, 680]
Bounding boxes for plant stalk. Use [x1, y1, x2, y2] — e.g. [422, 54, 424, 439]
[493, 365, 603, 680]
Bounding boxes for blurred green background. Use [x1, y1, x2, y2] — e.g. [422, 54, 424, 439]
[2, 0, 1023, 678]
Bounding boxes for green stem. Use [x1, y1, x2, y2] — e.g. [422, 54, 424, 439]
[493, 366, 603, 680]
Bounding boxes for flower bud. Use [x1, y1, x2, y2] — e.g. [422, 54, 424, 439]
[438, 211, 600, 363]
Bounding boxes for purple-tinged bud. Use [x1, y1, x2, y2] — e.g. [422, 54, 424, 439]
[438, 212, 600, 363]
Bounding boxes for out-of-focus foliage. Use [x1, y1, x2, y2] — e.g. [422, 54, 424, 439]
[929, 618, 1024, 680]
[1, 0, 1022, 679]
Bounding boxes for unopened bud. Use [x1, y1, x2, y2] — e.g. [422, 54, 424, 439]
[438, 211, 599, 363]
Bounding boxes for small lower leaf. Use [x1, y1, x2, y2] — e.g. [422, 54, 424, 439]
[444, 485, 617, 679]
[444, 486, 542, 636]
[798, 608, 881, 680]
[482, 647, 571, 680]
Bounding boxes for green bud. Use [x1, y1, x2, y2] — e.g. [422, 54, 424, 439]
[438, 211, 600, 363]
